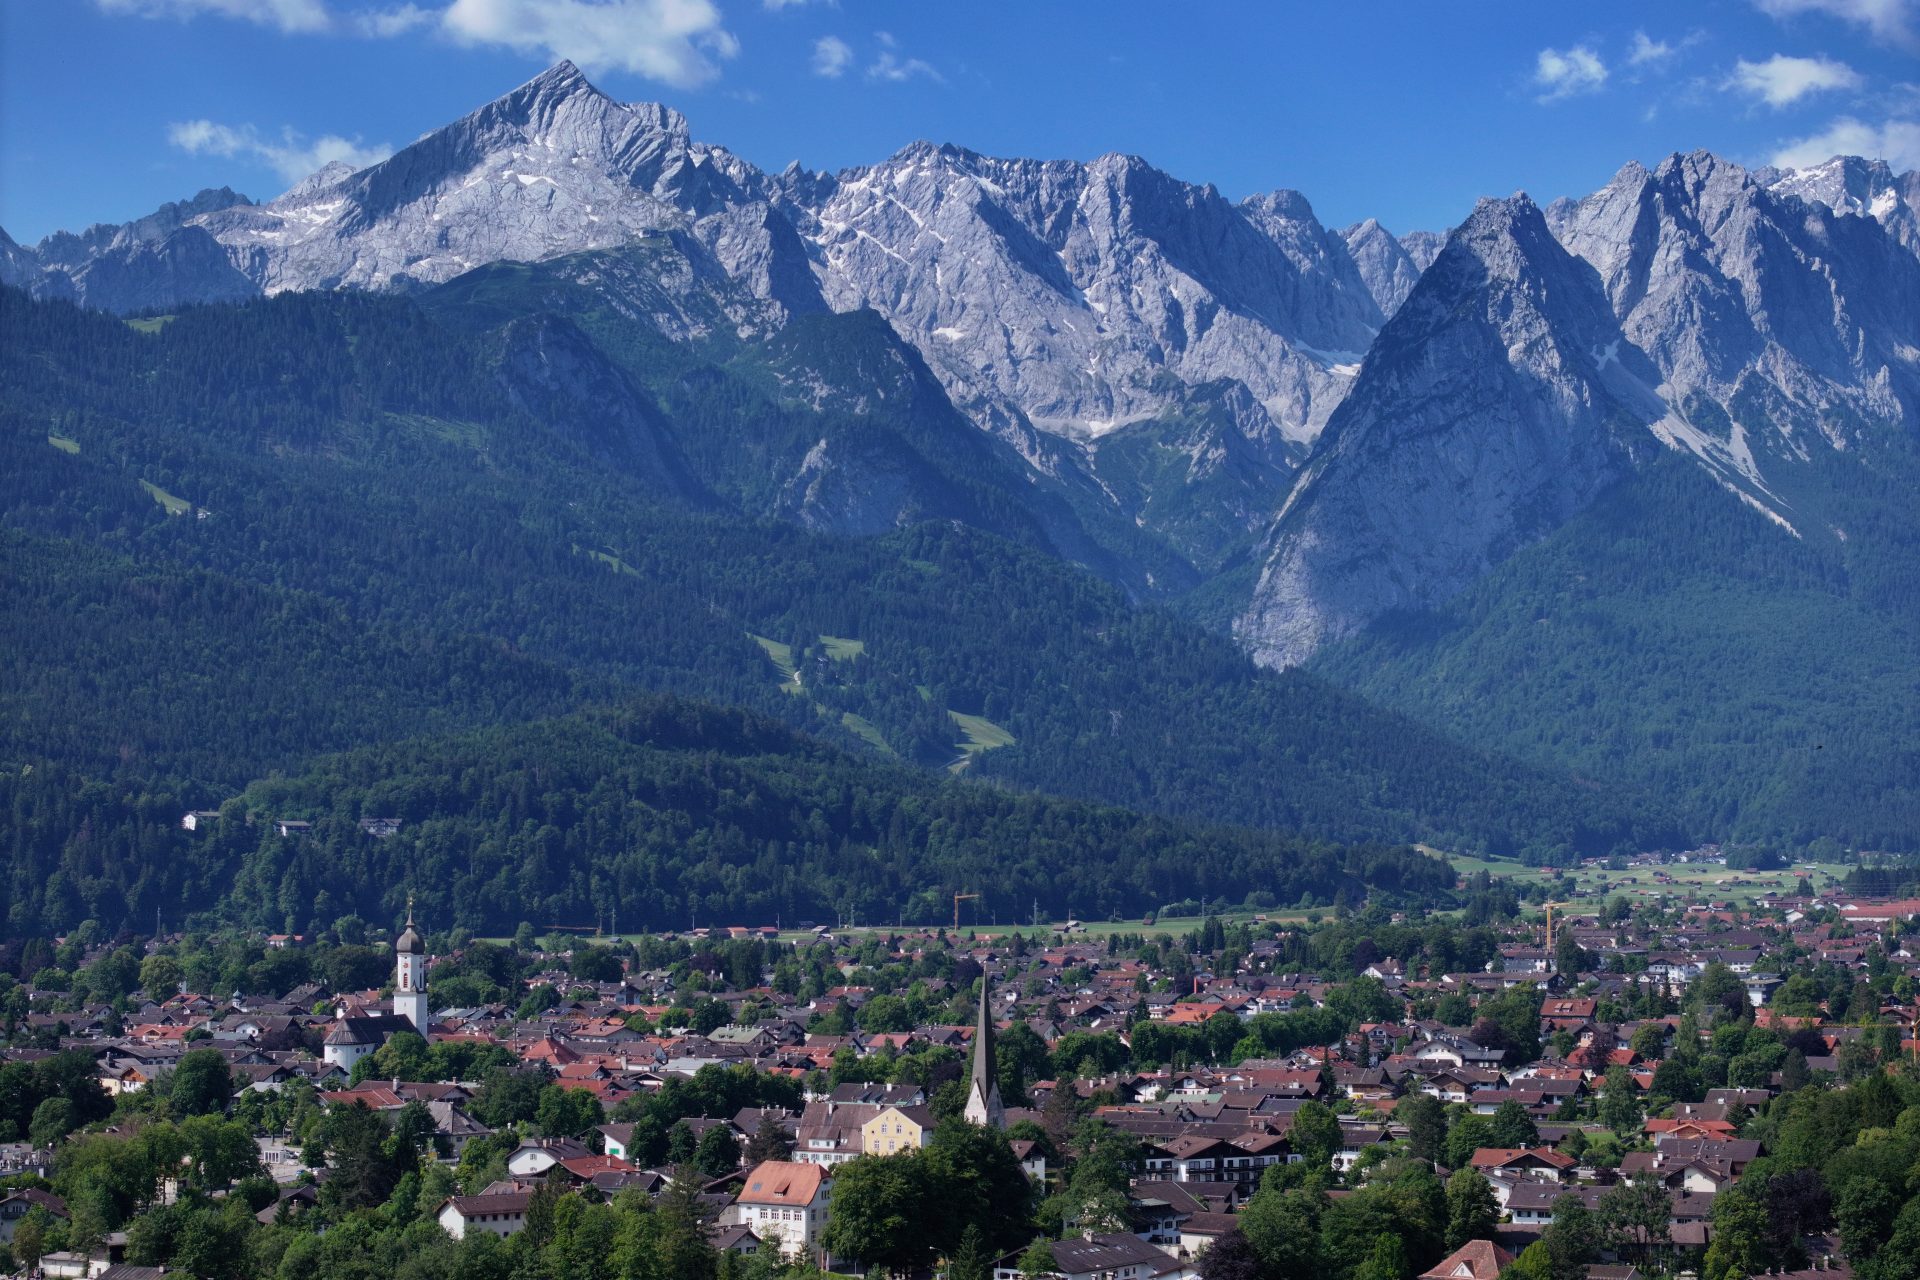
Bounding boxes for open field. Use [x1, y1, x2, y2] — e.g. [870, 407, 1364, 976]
[1440, 847, 1850, 907]
[496, 906, 1339, 950]
[945, 710, 1014, 772]
[838, 711, 893, 754]
[818, 635, 864, 661]
[140, 479, 190, 516]
[47, 434, 79, 454]
[747, 633, 800, 688]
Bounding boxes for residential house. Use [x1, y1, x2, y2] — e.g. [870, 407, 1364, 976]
[438, 1191, 533, 1240]
[734, 1161, 831, 1263]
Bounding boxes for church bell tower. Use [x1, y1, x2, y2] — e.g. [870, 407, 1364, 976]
[394, 896, 428, 1033]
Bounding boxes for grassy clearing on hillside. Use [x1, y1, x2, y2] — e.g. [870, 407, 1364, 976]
[584, 548, 639, 577]
[140, 480, 190, 516]
[124, 315, 175, 334]
[946, 710, 1014, 772]
[839, 711, 893, 755]
[749, 634, 799, 688]
[47, 434, 79, 454]
[819, 635, 865, 661]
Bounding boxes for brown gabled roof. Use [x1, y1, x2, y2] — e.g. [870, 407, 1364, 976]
[442, 1191, 534, 1218]
[737, 1160, 825, 1207]
[1419, 1240, 1515, 1280]
[1470, 1147, 1576, 1170]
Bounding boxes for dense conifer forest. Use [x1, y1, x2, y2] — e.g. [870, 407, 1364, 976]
[0, 281, 1675, 938]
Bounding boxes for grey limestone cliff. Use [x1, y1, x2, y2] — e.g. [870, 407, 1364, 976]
[1237, 196, 1664, 667]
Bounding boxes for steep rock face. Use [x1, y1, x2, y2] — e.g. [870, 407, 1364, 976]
[13, 187, 255, 307]
[1237, 197, 1663, 667]
[491, 311, 701, 497]
[1341, 218, 1430, 316]
[1399, 229, 1445, 271]
[1547, 152, 1920, 505]
[30, 186, 251, 271]
[19, 64, 822, 323]
[776, 144, 1381, 450]
[0, 227, 41, 289]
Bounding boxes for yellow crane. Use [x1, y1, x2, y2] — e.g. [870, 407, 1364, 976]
[1542, 901, 1576, 958]
[953, 892, 980, 933]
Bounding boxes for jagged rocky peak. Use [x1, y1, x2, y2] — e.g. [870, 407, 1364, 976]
[31, 186, 253, 270]
[1549, 148, 1920, 466]
[472, 59, 692, 172]
[1236, 194, 1662, 669]
[784, 136, 1382, 453]
[153, 60, 826, 317]
[1762, 153, 1919, 255]
[1340, 217, 1428, 317]
[278, 161, 358, 204]
[1398, 229, 1445, 271]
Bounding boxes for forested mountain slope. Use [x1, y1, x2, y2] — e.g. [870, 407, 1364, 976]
[0, 284, 1664, 861]
[1314, 458, 1920, 850]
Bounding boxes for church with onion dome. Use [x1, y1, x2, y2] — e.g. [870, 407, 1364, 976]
[321, 898, 432, 1071]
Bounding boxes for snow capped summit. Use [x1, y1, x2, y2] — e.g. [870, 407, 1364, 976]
[1760, 154, 1919, 255]
[9, 62, 817, 321]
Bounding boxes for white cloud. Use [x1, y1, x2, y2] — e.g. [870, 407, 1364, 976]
[1771, 115, 1920, 168]
[352, 4, 436, 36]
[167, 119, 392, 184]
[440, 0, 738, 87]
[96, 0, 330, 33]
[1534, 45, 1608, 101]
[868, 49, 940, 83]
[1727, 53, 1863, 106]
[810, 34, 852, 78]
[1629, 31, 1676, 67]
[1753, 0, 1918, 45]
[864, 32, 939, 83]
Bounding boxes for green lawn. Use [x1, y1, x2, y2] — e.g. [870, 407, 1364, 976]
[140, 479, 191, 516]
[819, 635, 865, 661]
[47, 434, 80, 455]
[945, 710, 1014, 772]
[748, 634, 801, 690]
[839, 711, 893, 755]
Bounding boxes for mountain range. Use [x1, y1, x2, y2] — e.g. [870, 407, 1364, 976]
[6, 61, 1920, 856]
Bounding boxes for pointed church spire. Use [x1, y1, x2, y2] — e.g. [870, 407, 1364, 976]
[964, 975, 1005, 1128]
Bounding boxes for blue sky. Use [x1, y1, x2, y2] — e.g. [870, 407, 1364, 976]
[4, 0, 1918, 245]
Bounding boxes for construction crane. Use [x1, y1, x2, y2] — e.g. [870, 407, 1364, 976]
[1542, 901, 1575, 959]
[953, 892, 980, 933]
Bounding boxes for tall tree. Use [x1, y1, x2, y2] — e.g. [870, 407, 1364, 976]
[1445, 1168, 1498, 1250]
[1400, 1093, 1447, 1166]
[1488, 1099, 1537, 1149]
[1288, 1100, 1343, 1173]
